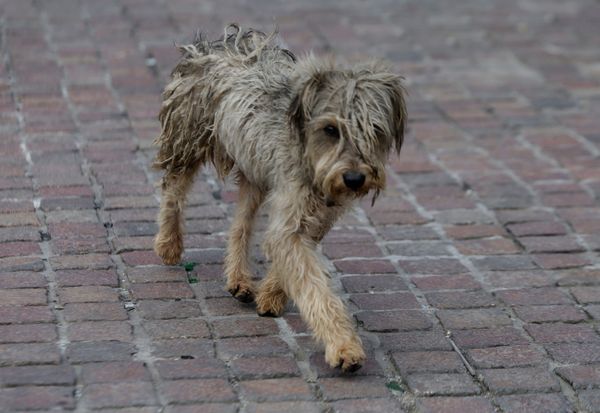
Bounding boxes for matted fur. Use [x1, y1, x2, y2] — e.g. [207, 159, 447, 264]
[154, 24, 407, 372]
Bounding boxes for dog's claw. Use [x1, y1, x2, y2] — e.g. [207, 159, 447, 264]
[257, 309, 279, 318]
[343, 362, 362, 373]
[235, 289, 255, 303]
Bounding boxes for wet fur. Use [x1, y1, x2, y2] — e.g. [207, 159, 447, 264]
[154, 24, 407, 372]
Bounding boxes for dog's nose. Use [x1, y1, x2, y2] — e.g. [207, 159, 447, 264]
[343, 171, 366, 191]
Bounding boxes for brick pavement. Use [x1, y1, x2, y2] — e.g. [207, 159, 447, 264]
[1, 0, 600, 411]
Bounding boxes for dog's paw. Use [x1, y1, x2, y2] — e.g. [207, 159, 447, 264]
[227, 281, 255, 303]
[154, 233, 183, 265]
[256, 288, 287, 317]
[325, 339, 366, 373]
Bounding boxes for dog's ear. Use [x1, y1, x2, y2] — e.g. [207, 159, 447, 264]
[288, 75, 322, 139]
[382, 75, 407, 154]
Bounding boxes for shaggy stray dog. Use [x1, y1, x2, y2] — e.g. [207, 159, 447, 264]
[154, 24, 406, 372]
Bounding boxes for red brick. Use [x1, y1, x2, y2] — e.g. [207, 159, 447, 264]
[143, 319, 210, 339]
[571, 286, 600, 304]
[451, 327, 528, 349]
[162, 379, 237, 403]
[120, 250, 163, 266]
[0, 305, 54, 324]
[0, 323, 57, 343]
[514, 304, 588, 323]
[533, 253, 592, 270]
[67, 341, 136, 363]
[495, 287, 572, 306]
[350, 292, 419, 310]
[555, 364, 600, 389]
[454, 238, 519, 255]
[0, 288, 47, 305]
[496, 393, 571, 413]
[418, 396, 495, 413]
[481, 270, 554, 289]
[472, 255, 537, 271]
[398, 258, 468, 275]
[81, 361, 151, 384]
[406, 373, 480, 396]
[230, 356, 300, 380]
[0, 343, 61, 365]
[525, 322, 600, 343]
[246, 401, 322, 413]
[63, 302, 128, 321]
[0, 365, 76, 386]
[507, 221, 568, 236]
[333, 259, 396, 274]
[0, 241, 41, 258]
[58, 286, 118, 303]
[411, 274, 481, 291]
[67, 321, 132, 341]
[356, 310, 432, 332]
[212, 317, 278, 338]
[130, 282, 194, 299]
[331, 398, 404, 413]
[319, 376, 390, 400]
[137, 300, 202, 319]
[152, 339, 215, 359]
[437, 308, 512, 329]
[467, 345, 546, 368]
[445, 225, 506, 240]
[480, 367, 560, 394]
[322, 242, 382, 259]
[82, 382, 157, 409]
[546, 343, 600, 364]
[0, 271, 46, 289]
[391, 351, 464, 373]
[217, 336, 290, 358]
[380, 330, 452, 351]
[126, 265, 187, 283]
[341, 275, 407, 293]
[55, 269, 118, 287]
[425, 290, 496, 309]
[0, 386, 75, 411]
[50, 253, 113, 270]
[155, 358, 228, 380]
[519, 235, 584, 253]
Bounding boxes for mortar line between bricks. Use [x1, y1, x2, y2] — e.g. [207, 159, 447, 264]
[5, 4, 79, 409]
[423, 93, 589, 412]
[55, 2, 172, 410]
[370, 169, 498, 408]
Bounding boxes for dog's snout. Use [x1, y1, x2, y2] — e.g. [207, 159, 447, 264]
[343, 171, 366, 191]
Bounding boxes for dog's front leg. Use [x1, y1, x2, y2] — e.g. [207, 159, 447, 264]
[264, 194, 365, 371]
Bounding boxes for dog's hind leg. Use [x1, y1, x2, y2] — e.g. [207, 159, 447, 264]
[224, 173, 264, 303]
[154, 166, 199, 265]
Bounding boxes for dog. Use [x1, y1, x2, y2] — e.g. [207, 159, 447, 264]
[153, 24, 406, 372]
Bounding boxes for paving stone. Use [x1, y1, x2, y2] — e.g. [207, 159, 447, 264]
[0, 386, 75, 411]
[82, 382, 158, 409]
[406, 373, 480, 396]
[514, 305, 588, 323]
[391, 351, 464, 373]
[467, 345, 546, 368]
[155, 358, 228, 380]
[495, 393, 571, 413]
[555, 364, 600, 389]
[162, 379, 237, 404]
[437, 308, 512, 329]
[319, 376, 390, 400]
[239, 378, 313, 402]
[356, 310, 433, 332]
[417, 396, 495, 413]
[81, 361, 151, 384]
[480, 367, 560, 394]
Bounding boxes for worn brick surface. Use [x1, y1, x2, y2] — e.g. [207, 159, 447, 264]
[3, 0, 600, 410]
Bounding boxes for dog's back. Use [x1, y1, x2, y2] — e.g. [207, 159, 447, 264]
[154, 24, 295, 180]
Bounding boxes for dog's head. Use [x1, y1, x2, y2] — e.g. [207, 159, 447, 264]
[289, 56, 406, 206]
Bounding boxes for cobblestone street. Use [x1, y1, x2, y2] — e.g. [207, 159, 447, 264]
[2, 0, 600, 411]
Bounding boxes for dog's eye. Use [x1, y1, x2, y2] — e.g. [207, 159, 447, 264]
[323, 125, 339, 138]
